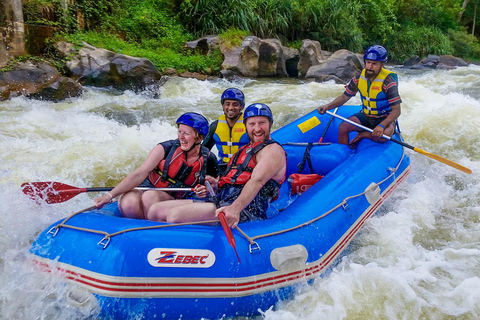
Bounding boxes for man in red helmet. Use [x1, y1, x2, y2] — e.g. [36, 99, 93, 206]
[203, 88, 250, 174]
[148, 103, 287, 228]
[318, 45, 402, 148]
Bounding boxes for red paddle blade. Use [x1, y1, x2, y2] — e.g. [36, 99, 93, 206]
[218, 212, 241, 263]
[21, 181, 85, 204]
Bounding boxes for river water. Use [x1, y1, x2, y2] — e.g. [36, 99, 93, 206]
[1, 66, 479, 319]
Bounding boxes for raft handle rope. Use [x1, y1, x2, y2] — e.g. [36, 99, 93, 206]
[46, 145, 407, 251]
[234, 146, 407, 248]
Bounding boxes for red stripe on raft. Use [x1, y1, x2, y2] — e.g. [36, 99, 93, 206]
[34, 166, 411, 295]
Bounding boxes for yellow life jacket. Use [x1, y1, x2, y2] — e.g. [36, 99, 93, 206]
[213, 114, 249, 164]
[358, 68, 397, 116]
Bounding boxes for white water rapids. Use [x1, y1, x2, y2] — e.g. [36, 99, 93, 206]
[1, 66, 480, 319]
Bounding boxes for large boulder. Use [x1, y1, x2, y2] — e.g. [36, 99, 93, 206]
[185, 35, 220, 55]
[403, 54, 468, 70]
[56, 42, 164, 91]
[220, 36, 299, 78]
[438, 55, 469, 68]
[305, 49, 362, 84]
[298, 39, 324, 79]
[0, 60, 82, 101]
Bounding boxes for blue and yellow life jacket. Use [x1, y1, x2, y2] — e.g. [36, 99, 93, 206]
[358, 68, 398, 116]
[213, 114, 249, 164]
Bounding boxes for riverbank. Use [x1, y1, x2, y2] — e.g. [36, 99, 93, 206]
[0, 36, 471, 103]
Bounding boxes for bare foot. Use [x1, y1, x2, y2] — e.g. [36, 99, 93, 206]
[348, 132, 369, 149]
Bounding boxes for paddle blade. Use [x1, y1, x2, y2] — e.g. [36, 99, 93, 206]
[21, 181, 85, 204]
[218, 212, 241, 263]
[413, 147, 472, 174]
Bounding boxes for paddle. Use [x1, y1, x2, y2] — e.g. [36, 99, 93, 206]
[205, 181, 241, 263]
[319, 107, 338, 143]
[326, 111, 472, 174]
[21, 181, 193, 204]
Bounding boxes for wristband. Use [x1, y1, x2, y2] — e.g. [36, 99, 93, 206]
[107, 192, 114, 202]
[377, 124, 385, 130]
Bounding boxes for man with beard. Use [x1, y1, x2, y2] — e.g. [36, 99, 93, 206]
[317, 45, 402, 148]
[147, 103, 287, 228]
[203, 88, 249, 174]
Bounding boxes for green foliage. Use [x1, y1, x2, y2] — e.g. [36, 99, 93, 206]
[63, 32, 220, 73]
[218, 28, 249, 50]
[448, 29, 480, 62]
[395, 0, 461, 32]
[19, 0, 480, 72]
[296, 0, 363, 52]
[357, 0, 398, 45]
[386, 24, 454, 62]
[23, 0, 63, 26]
[108, 0, 190, 51]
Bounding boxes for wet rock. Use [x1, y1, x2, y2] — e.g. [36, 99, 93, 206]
[0, 60, 82, 101]
[305, 49, 362, 84]
[298, 39, 324, 79]
[220, 36, 299, 78]
[56, 42, 163, 92]
[185, 35, 220, 55]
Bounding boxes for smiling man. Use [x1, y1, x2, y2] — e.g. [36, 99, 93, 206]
[317, 45, 402, 148]
[147, 103, 287, 227]
[203, 88, 250, 174]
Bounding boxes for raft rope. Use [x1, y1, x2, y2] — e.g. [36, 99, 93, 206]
[47, 146, 407, 251]
[236, 146, 407, 250]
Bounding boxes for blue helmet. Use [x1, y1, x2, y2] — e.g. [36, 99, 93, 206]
[176, 112, 209, 137]
[221, 88, 245, 106]
[364, 45, 388, 63]
[243, 103, 273, 124]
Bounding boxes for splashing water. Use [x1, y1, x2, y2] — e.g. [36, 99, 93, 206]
[1, 66, 480, 319]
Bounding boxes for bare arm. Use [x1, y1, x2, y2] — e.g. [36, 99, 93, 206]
[317, 93, 351, 114]
[94, 144, 166, 207]
[216, 143, 286, 227]
[372, 104, 401, 137]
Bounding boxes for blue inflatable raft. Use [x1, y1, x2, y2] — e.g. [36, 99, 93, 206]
[30, 106, 411, 319]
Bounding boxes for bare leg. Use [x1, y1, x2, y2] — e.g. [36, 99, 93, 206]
[338, 116, 362, 145]
[119, 190, 145, 219]
[350, 122, 395, 147]
[147, 200, 217, 224]
[146, 199, 193, 222]
[141, 190, 174, 214]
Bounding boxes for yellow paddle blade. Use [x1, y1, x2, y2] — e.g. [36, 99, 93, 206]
[413, 147, 472, 174]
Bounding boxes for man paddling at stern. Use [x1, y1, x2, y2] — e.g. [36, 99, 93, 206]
[147, 103, 287, 228]
[318, 45, 402, 148]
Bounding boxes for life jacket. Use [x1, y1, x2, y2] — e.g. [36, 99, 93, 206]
[213, 114, 249, 164]
[148, 140, 209, 188]
[358, 68, 398, 116]
[219, 139, 284, 188]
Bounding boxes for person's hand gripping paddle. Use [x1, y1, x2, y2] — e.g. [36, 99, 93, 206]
[205, 181, 240, 263]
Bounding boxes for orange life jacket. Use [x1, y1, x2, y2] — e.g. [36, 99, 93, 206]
[148, 141, 209, 188]
[219, 139, 284, 188]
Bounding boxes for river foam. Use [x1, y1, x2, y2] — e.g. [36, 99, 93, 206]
[1, 66, 479, 319]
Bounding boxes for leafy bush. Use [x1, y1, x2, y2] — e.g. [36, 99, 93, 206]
[448, 29, 480, 62]
[63, 32, 221, 73]
[110, 0, 189, 51]
[386, 24, 453, 62]
[218, 28, 249, 50]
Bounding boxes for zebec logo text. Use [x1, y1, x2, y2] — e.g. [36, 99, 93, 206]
[147, 248, 216, 268]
